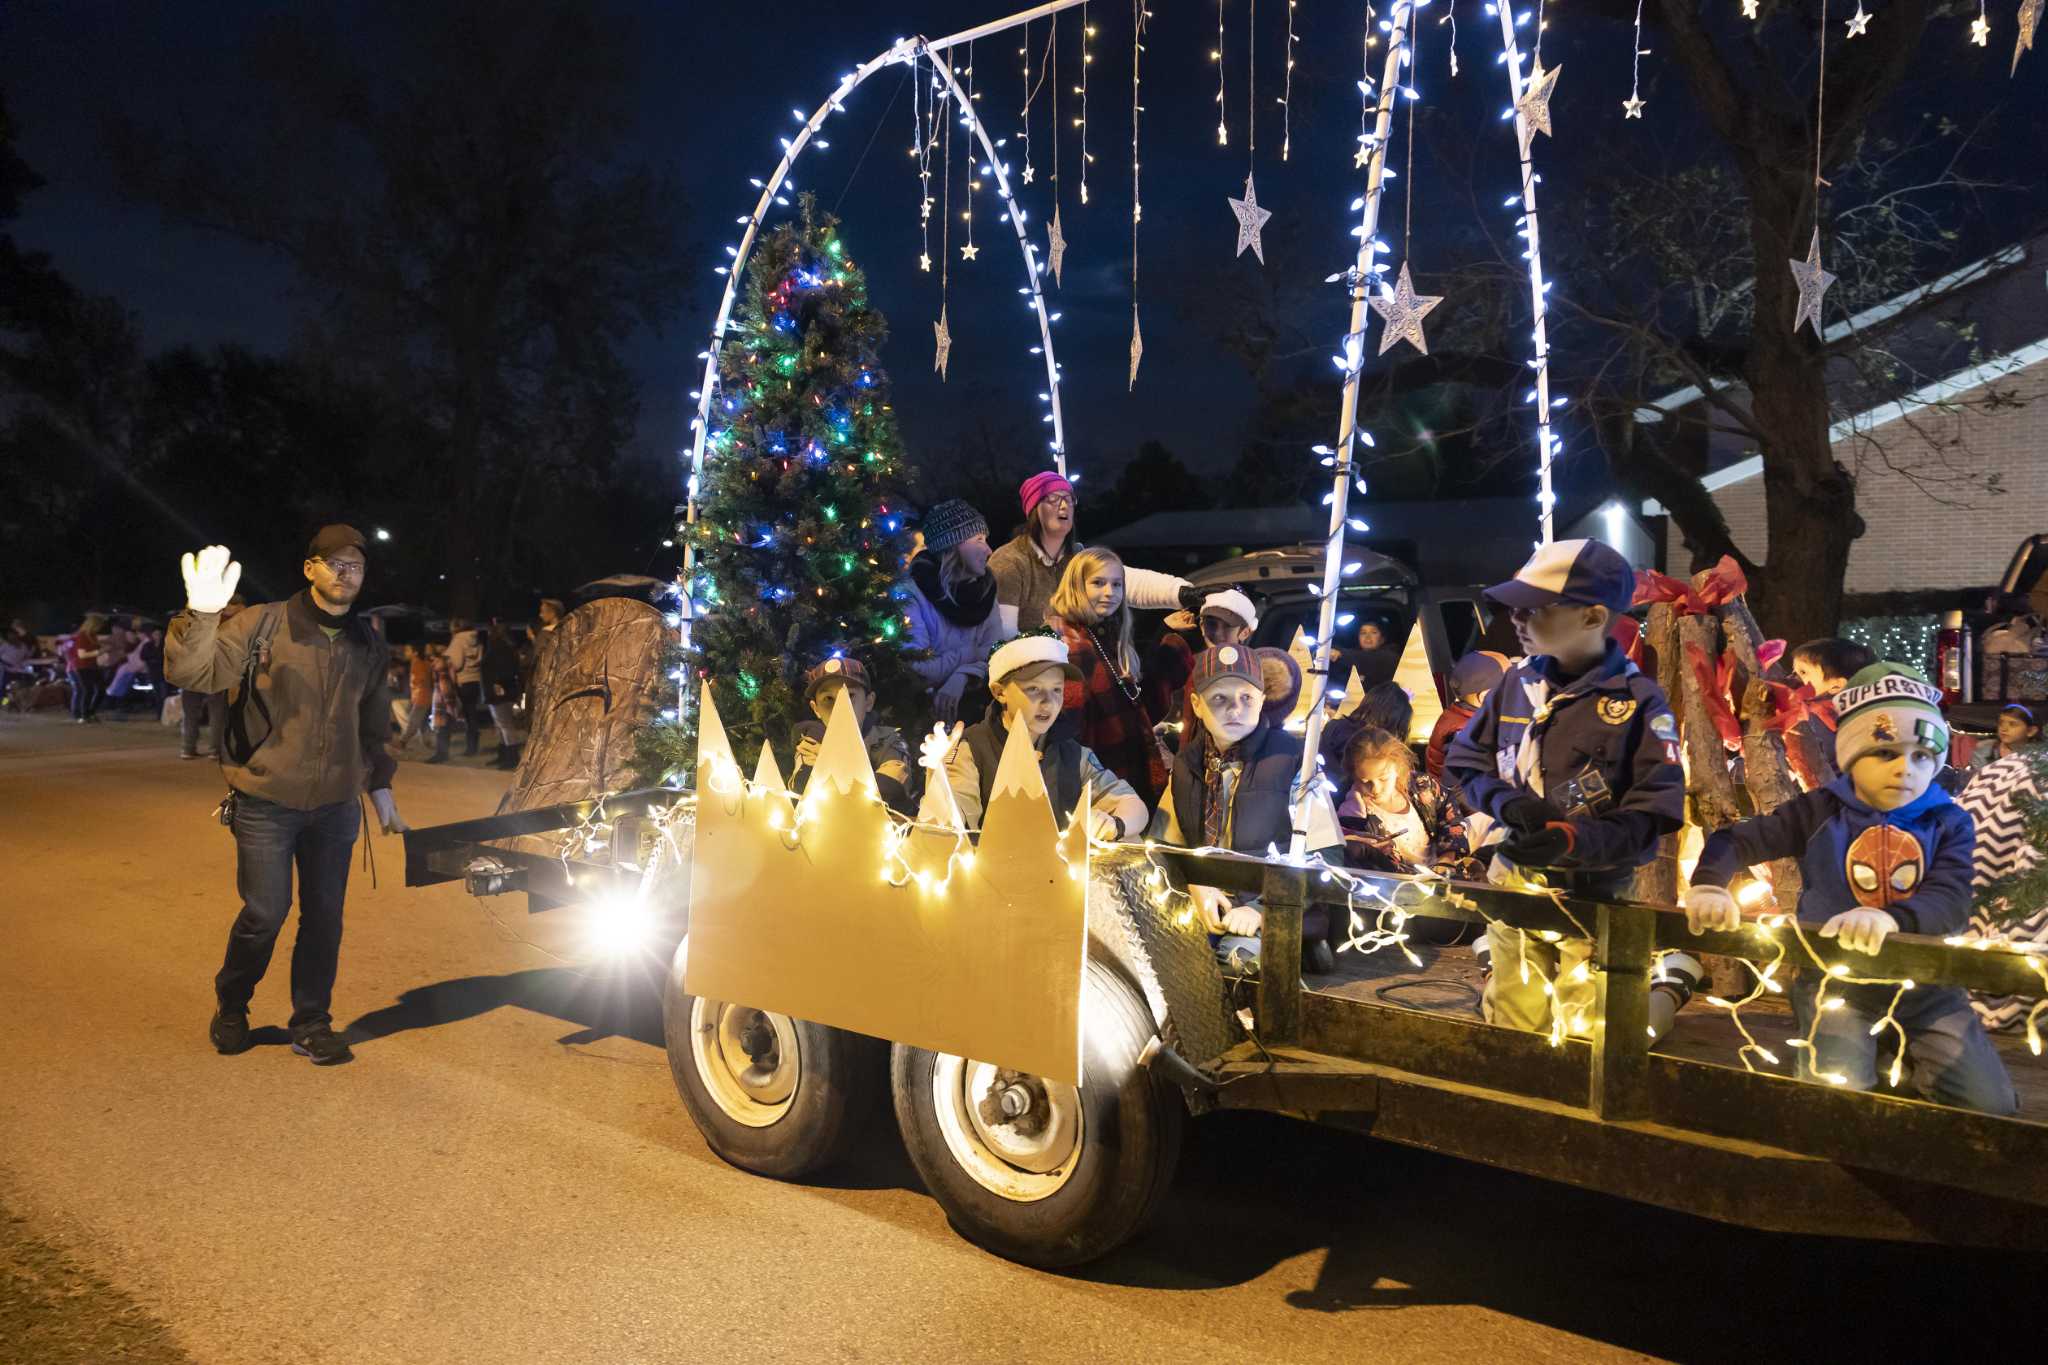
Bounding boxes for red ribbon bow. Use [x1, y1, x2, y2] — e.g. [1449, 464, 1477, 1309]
[1632, 556, 1750, 616]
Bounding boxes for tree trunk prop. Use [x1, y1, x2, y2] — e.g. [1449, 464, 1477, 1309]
[1635, 560, 1806, 998]
[1629, 600, 1683, 908]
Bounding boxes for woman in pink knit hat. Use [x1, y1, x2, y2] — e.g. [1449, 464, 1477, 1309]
[986, 469, 1197, 637]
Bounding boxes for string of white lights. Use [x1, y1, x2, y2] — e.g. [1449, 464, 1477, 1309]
[1287, 0, 1414, 854]
[1491, 1, 1561, 546]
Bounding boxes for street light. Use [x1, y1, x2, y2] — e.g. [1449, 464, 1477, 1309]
[374, 528, 393, 542]
[1601, 502, 1628, 551]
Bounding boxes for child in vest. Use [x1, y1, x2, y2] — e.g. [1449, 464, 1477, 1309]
[1444, 540, 1688, 1038]
[940, 632, 1147, 837]
[1158, 644, 1343, 973]
[791, 656, 917, 816]
[1685, 663, 2017, 1114]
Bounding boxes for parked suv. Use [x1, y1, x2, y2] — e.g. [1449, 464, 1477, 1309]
[1180, 544, 1512, 703]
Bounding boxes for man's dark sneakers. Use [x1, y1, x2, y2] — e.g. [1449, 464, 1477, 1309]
[290, 1026, 354, 1066]
[209, 1005, 251, 1055]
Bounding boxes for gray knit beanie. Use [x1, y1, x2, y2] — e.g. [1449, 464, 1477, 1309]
[922, 499, 989, 553]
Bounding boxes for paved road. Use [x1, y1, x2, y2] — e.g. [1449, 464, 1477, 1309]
[1, 714, 2037, 1363]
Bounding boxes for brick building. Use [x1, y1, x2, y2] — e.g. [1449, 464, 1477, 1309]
[1642, 237, 2048, 598]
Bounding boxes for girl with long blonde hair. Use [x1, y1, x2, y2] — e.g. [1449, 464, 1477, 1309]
[1046, 548, 1166, 805]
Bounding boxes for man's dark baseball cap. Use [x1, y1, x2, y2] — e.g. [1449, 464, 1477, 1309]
[307, 524, 368, 559]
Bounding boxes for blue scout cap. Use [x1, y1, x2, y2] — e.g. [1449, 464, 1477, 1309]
[1484, 539, 1636, 615]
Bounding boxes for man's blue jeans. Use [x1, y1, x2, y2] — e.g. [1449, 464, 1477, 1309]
[217, 793, 361, 1033]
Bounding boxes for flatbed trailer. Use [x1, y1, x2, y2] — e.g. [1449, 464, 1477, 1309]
[404, 791, 2048, 1267]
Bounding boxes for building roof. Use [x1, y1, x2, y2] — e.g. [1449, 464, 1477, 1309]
[1636, 237, 2048, 515]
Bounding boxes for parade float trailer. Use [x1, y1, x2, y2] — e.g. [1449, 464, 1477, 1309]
[403, 0, 2048, 1267]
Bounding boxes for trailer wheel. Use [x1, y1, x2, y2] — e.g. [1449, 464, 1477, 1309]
[662, 937, 884, 1179]
[891, 958, 1183, 1268]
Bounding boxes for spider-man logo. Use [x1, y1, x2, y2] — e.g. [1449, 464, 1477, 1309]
[1844, 824, 1924, 908]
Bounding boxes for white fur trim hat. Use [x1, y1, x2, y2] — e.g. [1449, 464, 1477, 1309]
[988, 633, 1084, 686]
[1166, 587, 1260, 634]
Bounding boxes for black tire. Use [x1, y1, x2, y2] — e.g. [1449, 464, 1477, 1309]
[662, 936, 886, 1180]
[891, 958, 1184, 1269]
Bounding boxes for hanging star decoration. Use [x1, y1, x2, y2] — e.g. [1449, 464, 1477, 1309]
[1971, 10, 1990, 45]
[919, 252, 932, 273]
[1846, 4, 1871, 36]
[1128, 313, 1144, 391]
[2018, 0, 2043, 72]
[961, 241, 980, 261]
[1789, 229, 1838, 337]
[1622, 93, 1645, 119]
[934, 306, 953, 380]
[1370, 263, 1444, 356]
[1022, 163, 1036, 185]
[1228, 174, 1275, 263]
[1047, 206, 1068, 287]
[1515, 58, 1563, 149]
[1741, 0, 1760, 17]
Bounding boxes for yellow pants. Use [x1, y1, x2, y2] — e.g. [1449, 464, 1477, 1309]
[1481, 920, 1597, 1038]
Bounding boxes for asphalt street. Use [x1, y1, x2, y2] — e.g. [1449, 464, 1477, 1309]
[1, 711, 2039, 1364]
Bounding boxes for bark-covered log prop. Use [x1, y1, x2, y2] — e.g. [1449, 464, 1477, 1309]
[1631, 559, 1812, 994]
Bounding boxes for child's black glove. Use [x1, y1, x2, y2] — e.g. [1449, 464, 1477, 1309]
[1499, 795, 1565, 832]
[1499, 822, 1575, 868]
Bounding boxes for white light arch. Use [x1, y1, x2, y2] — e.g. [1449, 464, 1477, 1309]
[682, 3, 1090, 560]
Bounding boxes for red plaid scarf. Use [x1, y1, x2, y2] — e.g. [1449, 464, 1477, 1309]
[1055, 616, 1167, 807]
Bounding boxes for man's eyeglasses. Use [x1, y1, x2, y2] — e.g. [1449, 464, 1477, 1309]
[316, 558, 366, 579]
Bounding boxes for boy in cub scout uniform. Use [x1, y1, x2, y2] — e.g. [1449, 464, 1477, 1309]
[1444, 539, 1689, 1037]
[1685, 663, 2016, 1114]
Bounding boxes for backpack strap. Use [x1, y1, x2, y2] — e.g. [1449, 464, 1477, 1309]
[222, 603, 286, 766]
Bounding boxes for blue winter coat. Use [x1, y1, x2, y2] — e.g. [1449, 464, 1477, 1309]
[1692, 776, 1976, 938]
[1444, 640, 1684, 892]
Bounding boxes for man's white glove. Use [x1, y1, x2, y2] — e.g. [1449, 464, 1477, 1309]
[369, 788, 407, 834]
[180, 545, 242, 614]
[1684, 884, 1743, 935]
[1821, 907, 1899, 956]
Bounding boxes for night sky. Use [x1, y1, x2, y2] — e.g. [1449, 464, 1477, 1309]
[5, 0, 2043, 509]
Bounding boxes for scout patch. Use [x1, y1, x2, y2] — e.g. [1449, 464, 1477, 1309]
[1597, 696, 1638, 726]
[1649, 709, 1680, 763]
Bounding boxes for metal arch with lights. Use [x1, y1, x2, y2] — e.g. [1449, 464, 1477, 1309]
[1492, 2, 1559, 547]
[1288, 0, 1417, 857]
[681, 1, 1086, 534]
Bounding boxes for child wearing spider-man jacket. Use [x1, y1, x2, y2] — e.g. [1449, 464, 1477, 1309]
[1685, 663, 2017, 1115]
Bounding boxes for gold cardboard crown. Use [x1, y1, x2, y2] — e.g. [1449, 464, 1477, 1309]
[684, 684, 1090, 1084]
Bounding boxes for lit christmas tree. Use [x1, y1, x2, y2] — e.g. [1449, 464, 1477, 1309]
[638, 195, 920, 781]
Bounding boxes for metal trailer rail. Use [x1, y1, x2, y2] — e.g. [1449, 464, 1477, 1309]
[1156, 847, 2048, 1248]
[403, 799, 2048, 1251]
